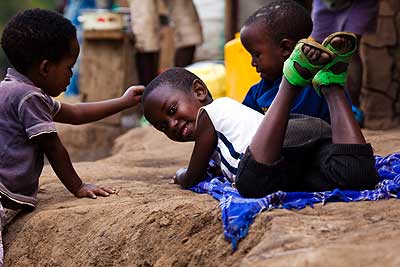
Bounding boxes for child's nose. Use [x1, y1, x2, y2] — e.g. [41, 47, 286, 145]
[169, 118, 178, 129]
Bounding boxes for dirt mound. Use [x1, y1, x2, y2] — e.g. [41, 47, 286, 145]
[4, 125, 400, 267]
[57, 123, 125, 162]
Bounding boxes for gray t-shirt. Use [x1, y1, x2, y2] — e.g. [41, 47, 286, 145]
[0, 68, 61, 209]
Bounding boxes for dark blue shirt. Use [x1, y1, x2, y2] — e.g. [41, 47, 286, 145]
[242, 78, 331, 123]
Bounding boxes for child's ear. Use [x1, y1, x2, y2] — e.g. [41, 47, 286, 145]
[38, 60, 51, 77]
[280, 38, 296, 58]
[192, 79, 209, 102]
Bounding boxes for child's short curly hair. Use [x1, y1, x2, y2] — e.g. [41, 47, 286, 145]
[142, 67, 212, 103]
[1, 8, 77, 74]
[243, 0, 313, 44]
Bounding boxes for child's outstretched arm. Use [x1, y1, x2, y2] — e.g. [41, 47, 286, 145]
[54, 86, 144, 125]
[175, 110, 217, 188]
[33, 133, 114, 198]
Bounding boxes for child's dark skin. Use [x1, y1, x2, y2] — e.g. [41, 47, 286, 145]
[240, 21, 365, 163]
[143, 80, 214, 188]
[29, 37, 144, 198]
[144, 36, 363, 189]
[250, 36, 365, 165]
[240, 21, 295, 82]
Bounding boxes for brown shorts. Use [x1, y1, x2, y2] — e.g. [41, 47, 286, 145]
[129, 0, 203, 52]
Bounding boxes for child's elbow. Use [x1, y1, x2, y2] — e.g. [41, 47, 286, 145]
[178, 175, 201, 189]
[175, 167, 191, 188]
[175, 168, 205, 188]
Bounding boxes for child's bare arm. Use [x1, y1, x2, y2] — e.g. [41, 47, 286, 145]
[33, 133, 115, 198]
[54, 85, 144, 125]
[176, 111, 217, 188]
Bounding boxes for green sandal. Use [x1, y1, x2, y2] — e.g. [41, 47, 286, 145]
[312, 32, 358, 93]
[283, 39, 334, 90]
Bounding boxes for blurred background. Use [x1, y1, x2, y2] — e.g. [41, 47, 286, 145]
[0, 0, 399, 130]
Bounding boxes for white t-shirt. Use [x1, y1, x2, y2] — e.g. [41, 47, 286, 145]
[200, 97, 264, 182]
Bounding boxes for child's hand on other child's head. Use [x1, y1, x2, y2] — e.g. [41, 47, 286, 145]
[75, 183, 116, 199]
[122, 85, 145, 106]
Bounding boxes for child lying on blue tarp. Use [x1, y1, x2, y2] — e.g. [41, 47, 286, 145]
[141, 32, 378, 198]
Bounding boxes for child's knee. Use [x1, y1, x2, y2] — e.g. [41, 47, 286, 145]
[343, 155, 378, 188]
[322, 145, 378, 189]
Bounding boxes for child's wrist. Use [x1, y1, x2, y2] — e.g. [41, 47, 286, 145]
[120, 95, 132, 109]
[73, 181, 85, 195]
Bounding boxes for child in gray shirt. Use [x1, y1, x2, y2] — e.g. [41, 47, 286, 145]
[0, 9, 143, 210]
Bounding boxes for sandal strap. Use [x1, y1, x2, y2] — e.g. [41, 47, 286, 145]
[322, 32, 358, 64]
[283, 51, 310, 88]
[312, 32, 358, 91]
[283, 40, 334, 88]
[312, 69, 347, 93]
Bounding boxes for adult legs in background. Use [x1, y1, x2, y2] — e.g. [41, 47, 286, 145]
[310, 0, 378, 107]
[174, 45, 196, 67]
[130, 0, 203, 83]
[169, 0, 203, 67]
[135, 52, 160, 86]
[129, 0, 160, 85]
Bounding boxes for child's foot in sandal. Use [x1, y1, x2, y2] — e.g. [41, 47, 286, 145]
[283, 39, 334, 90]
[312, 32, 358, 93]
[327, 35, 356, 74]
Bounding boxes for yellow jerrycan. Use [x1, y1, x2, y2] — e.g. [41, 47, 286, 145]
[224, 33, 260, 102]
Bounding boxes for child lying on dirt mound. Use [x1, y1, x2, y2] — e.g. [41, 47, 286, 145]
[141, 33, 378, 198]
[0, 9, 143, 265]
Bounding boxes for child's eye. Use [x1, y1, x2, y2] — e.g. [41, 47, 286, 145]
[168, 105, 177, 116]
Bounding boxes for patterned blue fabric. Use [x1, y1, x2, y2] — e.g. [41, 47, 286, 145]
[190, 153, 400, 250]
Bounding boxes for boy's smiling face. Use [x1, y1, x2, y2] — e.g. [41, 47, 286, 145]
[240, 22, 285, 82]
[143, 82, 209, 142]
[41, 37, 80, 97]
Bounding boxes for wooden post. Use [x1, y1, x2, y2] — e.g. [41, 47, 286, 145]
[80, 30, 139, 126]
